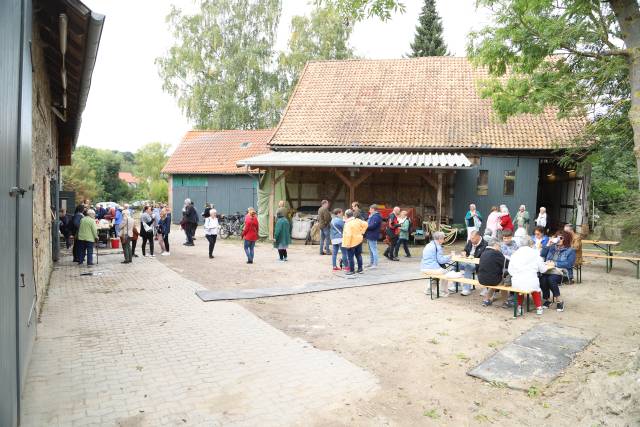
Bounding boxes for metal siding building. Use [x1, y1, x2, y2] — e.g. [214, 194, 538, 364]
[1, 2, 25, 425]
[171, 174, 258, 223]
[163, 130, 273, 223]
[453, 156, 540, 226]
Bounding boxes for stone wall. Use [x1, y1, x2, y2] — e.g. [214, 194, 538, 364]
[31, 27, 58, 314]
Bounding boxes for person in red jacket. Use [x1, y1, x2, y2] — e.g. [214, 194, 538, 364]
[242, 207, 260, 264]
[499, 205, 514, 237]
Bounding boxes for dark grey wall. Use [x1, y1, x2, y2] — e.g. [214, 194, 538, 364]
[171, 174, 258, 223]
[453, 156, 540, 228]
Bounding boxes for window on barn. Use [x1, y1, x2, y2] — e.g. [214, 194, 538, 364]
[503, 170, 516, 196]
[477, 170, 488, 196]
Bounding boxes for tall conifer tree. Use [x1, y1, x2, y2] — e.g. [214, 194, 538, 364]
[409, 0, 447, 57]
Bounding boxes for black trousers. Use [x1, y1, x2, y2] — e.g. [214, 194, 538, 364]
[384, 235, 398, 258]
[141, 231, 154, 256]
[163, 234, 170, 252]
[131, 238, 137, 255]
[205, 234, 217, 257]
[393, 238, 410, 257]
[540, 274, 562, 299]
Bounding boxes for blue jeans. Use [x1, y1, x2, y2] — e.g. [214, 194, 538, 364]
[244, 240, 255, 262]
[319, 227, 331, 254]
[332, 244, 348, 268]
[367, 239, 379, 266]
[347, 244, 363, 273]
[78, 240, 94, 265]
[457, 262, 475, 292]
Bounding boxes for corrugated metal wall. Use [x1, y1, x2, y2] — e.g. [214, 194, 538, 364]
[453, 156, 540, 228]
[1, 1, 35, 425]
[0, 1, 22, 425]
[171, 174, 258, 223]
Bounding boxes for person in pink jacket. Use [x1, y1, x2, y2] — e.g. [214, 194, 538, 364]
[484, 206, 502, 239]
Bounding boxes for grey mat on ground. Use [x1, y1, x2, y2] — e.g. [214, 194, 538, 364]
[467, 323, 595, 390]
[196, 270, 425, 301]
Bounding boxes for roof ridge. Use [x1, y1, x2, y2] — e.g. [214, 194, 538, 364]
[186, 128, 274, 133]
[305, 56, 469, 64]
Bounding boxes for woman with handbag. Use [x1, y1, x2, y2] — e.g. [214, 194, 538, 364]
[140, 205, 156, 257]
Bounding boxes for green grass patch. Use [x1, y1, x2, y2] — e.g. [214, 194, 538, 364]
[423, 409, 440, 419]
[527, 386, 540, 398]
[455, 352, 470, 362]
[607, 370, 625, 377]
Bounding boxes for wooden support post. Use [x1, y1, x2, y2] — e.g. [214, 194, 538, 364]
[335, 169, 372, 206]
[269, 169, 276, 240]
[297, 177, 302, 209]
[436, 171, 443, 229]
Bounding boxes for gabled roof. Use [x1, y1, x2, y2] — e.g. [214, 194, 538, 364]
[118, 172, 138, 184]
[162, 129, 273, 174]
[269, 57, 586, 150]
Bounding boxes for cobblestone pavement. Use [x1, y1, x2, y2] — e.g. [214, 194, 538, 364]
[20, 254, 378, 426]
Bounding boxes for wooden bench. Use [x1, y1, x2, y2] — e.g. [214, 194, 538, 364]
[582, 253, 640, 278]
[423, 273, 533, 318]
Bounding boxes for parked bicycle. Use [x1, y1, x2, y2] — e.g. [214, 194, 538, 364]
[219, 213, 245, 239]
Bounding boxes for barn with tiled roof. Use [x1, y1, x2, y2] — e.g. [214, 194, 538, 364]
[163, 129, 273, 221]
[236, 57, 590, 237]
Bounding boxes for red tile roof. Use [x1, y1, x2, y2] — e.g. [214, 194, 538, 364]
[118, 172, 139, 184]
[269, 57, 586, 150]
[162, 129, 274, 174]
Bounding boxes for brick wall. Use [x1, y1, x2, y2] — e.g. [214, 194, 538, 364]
[31, 28, 58, 313]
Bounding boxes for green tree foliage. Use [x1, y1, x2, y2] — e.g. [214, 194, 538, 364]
[61, 160, 99, 203]
[149, 180, 169, 203]
[316, 0, 405, 22]
[133, 142, 170, 202]
[278, 4, 355, 102]
[409, 0, 447, 57]
[62, 146, 133, 203]
[467, 0, 640, 193]
[156, 0, 282, 130]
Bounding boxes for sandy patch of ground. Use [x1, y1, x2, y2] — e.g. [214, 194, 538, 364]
[159, 227, 640, 426]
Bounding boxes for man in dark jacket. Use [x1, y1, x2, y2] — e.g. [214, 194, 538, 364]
[383, 206, 401, 260]
[184, 199, 198, 246]
[364, 204, 382, 268]
[455, 230, 488, 295]
[478, 238, 506, 306]
[317, 200, 332, 255]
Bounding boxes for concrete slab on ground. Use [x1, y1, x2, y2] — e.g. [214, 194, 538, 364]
[195, 270, 425, 301]
[467, 323, 595, 390]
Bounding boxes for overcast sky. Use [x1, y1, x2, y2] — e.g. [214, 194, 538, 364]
[79, 0, 491, 153]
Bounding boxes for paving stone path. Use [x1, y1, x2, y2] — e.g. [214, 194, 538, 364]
[20, 255, 378, 426]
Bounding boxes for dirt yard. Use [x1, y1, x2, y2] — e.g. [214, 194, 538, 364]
[158, 227, 640, 426]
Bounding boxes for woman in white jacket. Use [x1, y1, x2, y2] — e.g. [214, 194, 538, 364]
[508, 235, 547, 315]
[203, 208, 219, 259]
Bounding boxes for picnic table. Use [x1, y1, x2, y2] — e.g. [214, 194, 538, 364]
[582, 239, 620, 271]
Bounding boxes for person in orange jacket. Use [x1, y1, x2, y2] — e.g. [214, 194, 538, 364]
[342, 209, 369, 277]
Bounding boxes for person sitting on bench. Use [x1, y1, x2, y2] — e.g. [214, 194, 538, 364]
[479, 238, 506, 307]
[540, 231, 576, 312]
[455, 230, 487, 296]
[421, 231, 461, 297]
[508, 235, 547, 316]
